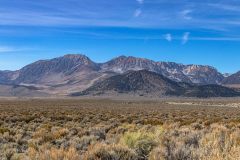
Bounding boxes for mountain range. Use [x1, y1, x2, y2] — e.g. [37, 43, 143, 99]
[0, 54, 239, 97]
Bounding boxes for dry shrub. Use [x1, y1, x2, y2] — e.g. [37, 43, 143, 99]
[150, 124, 240, 160]
[28, 146, 80, 160]
[1, 99, 240, 160]
[51, 127, 69, 139]
[83, 143, 137, 160]
[149, 137, 198, 160]
[32, 127, 68, 144]
[198, 124, 240, 160]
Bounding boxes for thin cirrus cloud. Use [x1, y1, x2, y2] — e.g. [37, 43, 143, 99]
[182, 32, 190, 44]
[0, 45, 34, 53]
[180, 10, 193, 20]
[1, 0, 240, 29]
[207, 3, 240, 12]
[0, 46, 16, 53]
[164, 34, 172, 42]
[1, 0, 240, 42]
[134, 0, 144, 17]
[134, 9, 142, 17]
[136, 0, 144, 5]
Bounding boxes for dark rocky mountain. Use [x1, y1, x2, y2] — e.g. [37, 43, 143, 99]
[72, 70, 240, 98]
[222, 71, 240, 85]
[73, 70, 186, 96]
[101, 56, 224, 84]
[183, 85, 240, 97]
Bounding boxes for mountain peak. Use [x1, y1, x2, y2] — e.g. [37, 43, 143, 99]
[63, 53, 88, 58]
[112, 55, 152, 61]
[61, 54, 92, 64]
[14, 53, 99, 84]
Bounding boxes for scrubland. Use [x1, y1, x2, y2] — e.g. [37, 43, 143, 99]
[0, 99, 240, 160]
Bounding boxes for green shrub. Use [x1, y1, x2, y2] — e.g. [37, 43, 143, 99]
[121, 131, 157, 159]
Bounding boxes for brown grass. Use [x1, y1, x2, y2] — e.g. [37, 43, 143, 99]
[0, 99, 239, 159]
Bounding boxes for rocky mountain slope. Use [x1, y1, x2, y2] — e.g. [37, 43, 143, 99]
[0, 54, 238, 97]
[15, 54, 100, 84]
[72, 70, 240, 98]
[0, 54, 111, 96]
[101, 56, 224, 84]
[0, 70, 19, 84]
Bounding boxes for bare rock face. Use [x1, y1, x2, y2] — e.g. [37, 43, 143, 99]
[182, 65, 224, 84]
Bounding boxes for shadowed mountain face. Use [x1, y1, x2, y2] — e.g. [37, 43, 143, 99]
[72, 70, 240, 98]
[75, 70, 186, 96]
[183, 85, 240, 98]
[0, 54, 238, 97]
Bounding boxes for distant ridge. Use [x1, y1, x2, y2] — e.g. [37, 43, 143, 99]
[0, 54, 239, 97]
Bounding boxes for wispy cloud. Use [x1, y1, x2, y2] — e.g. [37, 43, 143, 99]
[134, 0, 144, 17]
[164, 34, 172, 42]
[208, 3, 240, 12]
[136, 0, 144, 5]
[191, 37, 240, 41]
[180, 9, 193, 20]
[182, 32, 190, 44]
[0, 45, 34, 53]
[1, 1, 240, 33]
[134, 9, 142, 17]
[0, 46, 16, 53]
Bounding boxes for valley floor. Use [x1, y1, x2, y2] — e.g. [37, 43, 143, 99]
[0, 98, 240, 160]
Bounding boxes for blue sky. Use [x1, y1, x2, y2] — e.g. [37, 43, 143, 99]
[0, 0, 240, 73]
